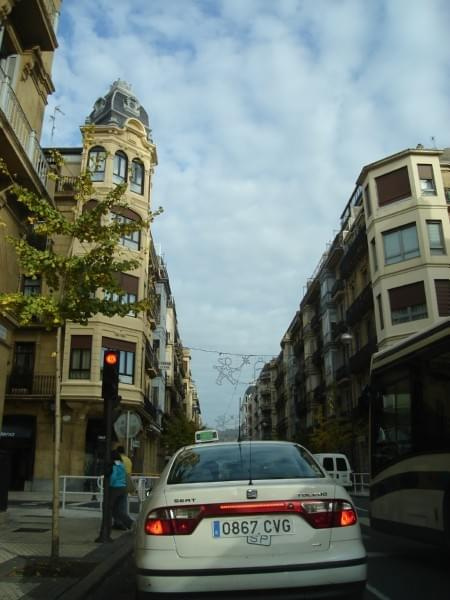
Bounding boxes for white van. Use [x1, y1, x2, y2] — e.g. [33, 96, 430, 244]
[313, 453, 353, 489]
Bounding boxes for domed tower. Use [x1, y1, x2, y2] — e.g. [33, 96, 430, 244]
[86, 79, 153, 142]
[82, 79, 157, 194]
[61, 81, 161, 476]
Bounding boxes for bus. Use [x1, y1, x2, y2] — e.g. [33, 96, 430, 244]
[369, 317, 450, 547]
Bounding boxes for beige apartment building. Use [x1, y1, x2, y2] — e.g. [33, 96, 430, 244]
[0, 0, 61, 488]
[246, 146, 450, 471]
[0, 2, 199, 491]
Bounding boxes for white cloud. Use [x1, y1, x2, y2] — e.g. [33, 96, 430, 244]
[44, 0, 450, 427]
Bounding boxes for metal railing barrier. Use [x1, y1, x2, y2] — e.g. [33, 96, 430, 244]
[60, 474, 160, 511]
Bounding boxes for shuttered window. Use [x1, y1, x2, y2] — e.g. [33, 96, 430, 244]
[418, 164, 436, 194]
[376, 166, 411, 206]
[388, 281, 427, 324]
[435, 280, 450, 316]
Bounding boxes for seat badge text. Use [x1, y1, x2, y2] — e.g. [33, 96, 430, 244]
[297, 491, 328, 498]
[173, 498, 196, 503]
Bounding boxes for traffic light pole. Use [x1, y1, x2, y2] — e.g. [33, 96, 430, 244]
[95, 394, 113, 543]
[96, 350, 119, 543]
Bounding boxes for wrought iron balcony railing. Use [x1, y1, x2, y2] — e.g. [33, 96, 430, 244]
[0, 66, 49, 186]
[7, 372, 55, 396]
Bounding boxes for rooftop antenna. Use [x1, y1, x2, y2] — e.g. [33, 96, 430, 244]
[50, 106, 65, 142]
[431, 136, 437, 149]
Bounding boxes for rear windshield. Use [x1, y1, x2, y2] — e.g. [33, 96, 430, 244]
[168, 443, 324, 484]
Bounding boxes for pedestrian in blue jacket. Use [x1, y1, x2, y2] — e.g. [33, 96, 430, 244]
[109, 449, 133, 530]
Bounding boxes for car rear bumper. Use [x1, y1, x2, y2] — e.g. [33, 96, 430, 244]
[136, 554, 367, 595]
[136, 581, 366, 599]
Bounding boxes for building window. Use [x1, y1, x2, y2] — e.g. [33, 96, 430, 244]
[102, 337, 136, 384]
[364, 184, 372, 217]
[69, 336, 92, 379]
[382, 223, 419, 265]
[105, 273, 139, 316]
[13, 342, 35, 375]
[88, 146, 106, 181]
[434, 279, 450, 316]
[426, 220, 445, 255]
[113, 212, 141, 250]
[388, 281, 428, 325]
[23, 276, 41, 296]
[375, 166, 411, 207]
[418, 164, 436, 194]
[113, 151, 128, 184]
[130, 159, 144, 194]
[370, 238, 378, 271]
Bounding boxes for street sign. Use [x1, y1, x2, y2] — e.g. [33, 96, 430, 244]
[114, 411, 142, 439]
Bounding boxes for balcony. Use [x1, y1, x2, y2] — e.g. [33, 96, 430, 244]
[0, 66, 49, 190]
[335, 364, 351, 383]
[311, 315, 320, 332]
[312, 348, 322, 367]
[9, 0, 59, 51]
[55, 176, 78, 196]
[26, 228, 49, 250]
[143, 396, 158, 421]
[331, 278, 344, 298]
[145, 340, 159, 378]
[275, 393, 286, 411]
[7, 372, 55, 396]
[276, 416, 288, 435]
[339, 225, 367, 278]
[332, 320, 348, 340]
[313, 383, 325, 402]
[349, 338, 378, 374]
[274, 368, 284, 388]
[346, 283, 374, 326]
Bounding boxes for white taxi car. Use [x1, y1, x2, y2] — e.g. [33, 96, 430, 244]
[134, 441, 367, 599]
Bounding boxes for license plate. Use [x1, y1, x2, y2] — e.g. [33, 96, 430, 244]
[212, 517, 295, 538]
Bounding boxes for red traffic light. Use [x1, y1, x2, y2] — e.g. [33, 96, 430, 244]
[104, 351, 118, 366]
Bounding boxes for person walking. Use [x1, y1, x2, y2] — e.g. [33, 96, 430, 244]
[116, 445, 132, 476]
[109, 449, 133, 530]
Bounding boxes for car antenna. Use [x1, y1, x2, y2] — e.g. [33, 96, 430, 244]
[248, 440, 253, 485]
[237, 397, 241, 442]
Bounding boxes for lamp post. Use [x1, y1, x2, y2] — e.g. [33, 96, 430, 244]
[339, 331, 355, 466]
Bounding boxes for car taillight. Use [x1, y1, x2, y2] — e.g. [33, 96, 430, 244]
[145, 506, 205, 535]
[144, 499, 357, 535]
[299, 500, 357, 528]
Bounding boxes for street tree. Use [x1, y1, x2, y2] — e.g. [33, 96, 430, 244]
[161, 409, 197, 456]
[306, 413, 353, 454]
[0, 150, 162, 557]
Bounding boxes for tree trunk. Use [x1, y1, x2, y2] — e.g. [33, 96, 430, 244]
[51, 326, 62, 558]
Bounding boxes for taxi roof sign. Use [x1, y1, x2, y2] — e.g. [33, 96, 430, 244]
[195, 429, 219, 443]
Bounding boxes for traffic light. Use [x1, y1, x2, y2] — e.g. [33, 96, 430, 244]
[102, 350, 119, 402]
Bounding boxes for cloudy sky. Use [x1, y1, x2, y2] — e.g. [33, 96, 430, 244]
[43, 0, 450, 428]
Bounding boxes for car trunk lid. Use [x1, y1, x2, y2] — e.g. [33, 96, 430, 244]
[164, 480, 335, 558]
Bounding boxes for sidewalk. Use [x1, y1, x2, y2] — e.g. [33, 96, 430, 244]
[0, 491, 134, 600]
